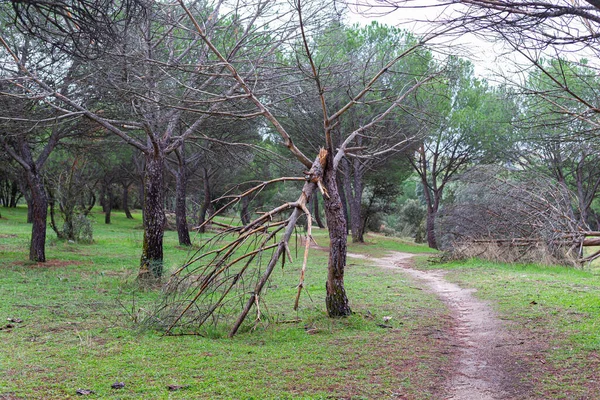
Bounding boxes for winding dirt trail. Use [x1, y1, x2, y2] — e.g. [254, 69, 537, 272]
[349, 251, 531, 399]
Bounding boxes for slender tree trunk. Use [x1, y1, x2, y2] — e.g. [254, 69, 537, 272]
[26, 170, 47, 262]
[240, 194, 251, 225]
[139, 152, 165, 280]
[348, 195, 363, 243]
[46, 185, 62, 239]
[9, 180, 19, 207]
[122, 183, 133, 219]
[346, 158, 365, 243]
[417, 144, 439, 250]
[425, 208, 437, 249]
[198, 167, 212, 233]
[175, 167, 191, 246]
[421, 180, 438, 250]
[313, 195, 324, 228]
[62, 201, 75, 240]
[323, 153, 352, 317]
[104, 185, 112, 224]
[82, 190, 95, 216]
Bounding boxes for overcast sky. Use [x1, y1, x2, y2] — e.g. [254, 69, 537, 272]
[344, 3, 531, 81]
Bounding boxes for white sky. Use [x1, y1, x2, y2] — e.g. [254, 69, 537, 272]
[344, 3, 534, 82]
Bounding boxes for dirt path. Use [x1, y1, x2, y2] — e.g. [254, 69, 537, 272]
[350, 251, 530, 399]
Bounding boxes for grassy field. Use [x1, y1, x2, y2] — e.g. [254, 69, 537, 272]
[0, 207, 448, 399]
[3, 206, 600, 399]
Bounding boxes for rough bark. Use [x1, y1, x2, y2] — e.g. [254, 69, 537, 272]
[139, 152, 166, 280]
[323, 152, 352, 317]
[174, 162, 191, 246]
[26, 170, 47, 262]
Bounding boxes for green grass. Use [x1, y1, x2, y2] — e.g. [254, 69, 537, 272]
[0, 206, 450, 399]
[5, 206, 599, 398]
[422, 258, 600, 399]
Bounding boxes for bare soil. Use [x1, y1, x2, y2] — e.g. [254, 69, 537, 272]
[352, 251, 534, 399]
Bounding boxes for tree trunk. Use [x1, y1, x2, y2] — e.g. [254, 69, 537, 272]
[122, 183, 133, 219]
[139, 152, 165, 280]
[175, 167, 191, 246]
[313, 195, 324, 228]
[425, 207, 437, 249]
[198, 167, 212, 233]
[82, 190, 95, 216]
[46, 185, 62, 239]
[344, 158, 365, 243]
[26, 170, 47, 262]
[104, 185, 112, 224]
[323, 153, 352, 318]
[348, 196, 364, 243]
[9, 180, 19, 207]
[240, 194, 251, 225]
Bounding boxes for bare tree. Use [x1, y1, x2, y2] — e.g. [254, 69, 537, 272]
[152, 1, 439, 336]
[0, 33, 84, 261]
[512, 58, 600, 229]
[437, 165, 600, 265]
[0, 0, 302, 278]
[409, 58, 515, 249]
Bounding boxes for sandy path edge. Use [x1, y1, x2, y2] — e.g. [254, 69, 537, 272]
[349, 251, 531, 400]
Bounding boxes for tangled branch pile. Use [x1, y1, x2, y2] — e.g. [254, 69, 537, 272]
[146, 152, 328, 337]
[438, 166, 600, 265]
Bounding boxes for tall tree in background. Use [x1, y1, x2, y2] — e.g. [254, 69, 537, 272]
[0, 30, 84, 261]
[277, 22, 431, 242]
[375, 0, 600, 129]
[410, 57, 514, 249]
[0, 0, 294, 278]
[516, 58, 600, 229]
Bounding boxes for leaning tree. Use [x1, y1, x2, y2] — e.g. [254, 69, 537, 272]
[152, 1, 441, 336]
